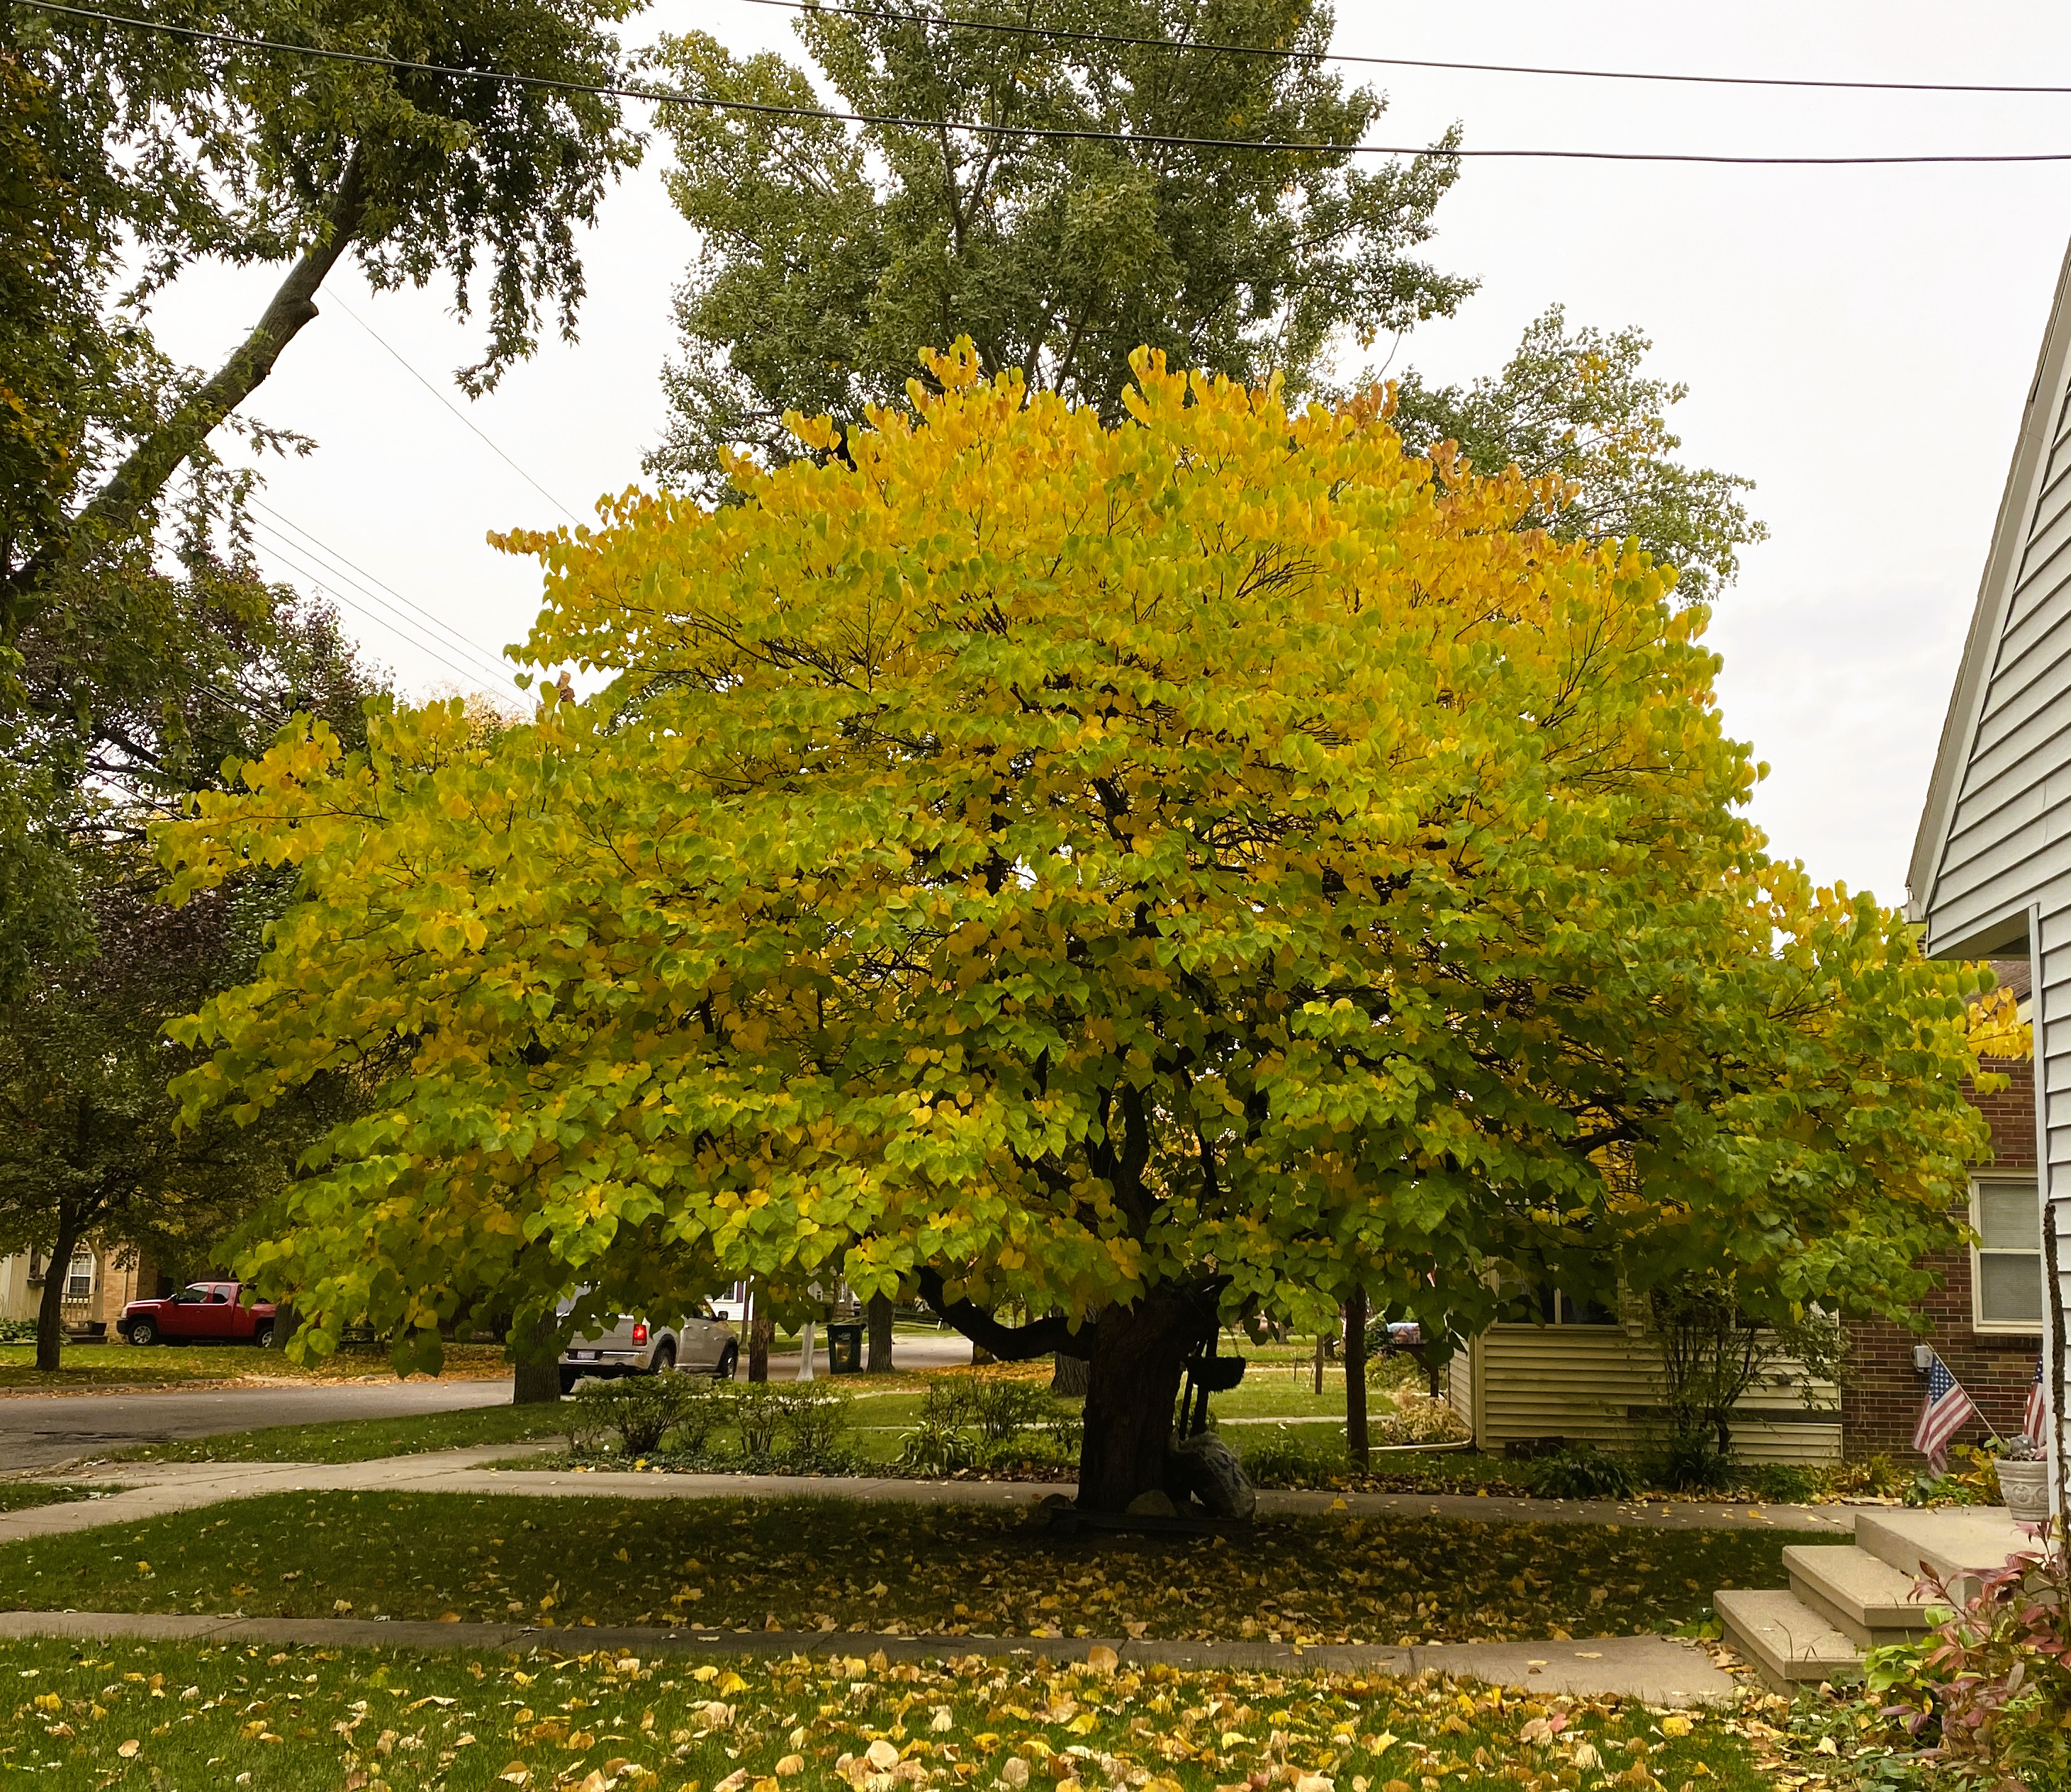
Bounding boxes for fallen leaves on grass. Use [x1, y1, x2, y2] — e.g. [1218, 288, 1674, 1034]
[0, 1493, 1817, 1646]
[0, 1633, 1782, 1792]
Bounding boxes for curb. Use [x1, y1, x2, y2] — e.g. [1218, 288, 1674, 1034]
[0, 1611, 1737, 1706]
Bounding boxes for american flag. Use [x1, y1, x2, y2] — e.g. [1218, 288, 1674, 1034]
[1914, 1353, 1977, 1472]
[2027, 1358, 2048, 1445]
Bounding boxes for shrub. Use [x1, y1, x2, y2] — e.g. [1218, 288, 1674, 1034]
[566, 1373, 711, 1457]
[1530, 1447, 1640, 1501]
[1370, 1392, 1470, 1448]
[1650, 1435, 1734, 1494]
[1748, 1461, 1821, 1504]
[0, 1318, 37, 1345]
[1828, 1452, 1906, 1498]
[1868, 1538, 2071, 1788]
[1235, 1427, 1347, 1489]
[970, 1374, 1050, 1441]
[897, 1416, 974, 1476]
[774, 1387, 853, 1464]
[728, 1382, 787, 1458]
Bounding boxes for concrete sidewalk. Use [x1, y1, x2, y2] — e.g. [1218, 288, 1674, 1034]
[0, 1608, 1738, 1706]
[3, 1446, 1860, 1545]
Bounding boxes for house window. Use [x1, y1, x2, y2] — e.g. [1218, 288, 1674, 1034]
[64, 1256, 94, 1302]
[1537, 1286, 1620, 1326]
[1973, 1177, 2043, 1332]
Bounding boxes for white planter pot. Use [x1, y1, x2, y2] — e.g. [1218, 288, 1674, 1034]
[1997, 1455, 2052, 1523]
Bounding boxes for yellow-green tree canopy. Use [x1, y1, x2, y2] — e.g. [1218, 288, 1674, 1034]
[162, 347, 1985, 1507]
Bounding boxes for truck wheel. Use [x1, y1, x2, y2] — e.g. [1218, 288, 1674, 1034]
[130, 1319, 157, 1347]
[651, 1340, 675, 1375]
[254, 1324, 276, 1350]
[714, 1343, 738, 1380]
[559, 1365, 580, 1396]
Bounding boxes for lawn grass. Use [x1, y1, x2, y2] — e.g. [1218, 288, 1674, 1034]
[0, 1484, 121, 1514]
[0, 1633, 1780, 1792]
[0, 1492, 1821, 1647]
[0, 1341, 512, 1391]
[106, 1404, 571, 1466]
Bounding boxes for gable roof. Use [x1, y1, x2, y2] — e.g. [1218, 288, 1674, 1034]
[1909, 234, 2071, 957]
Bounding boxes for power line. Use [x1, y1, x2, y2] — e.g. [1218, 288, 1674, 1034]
[741, 0, 2071, 97]
[28, 1, 2071, 166]
[245, 497, 526, 691]
[327, 298, 583, 526]
[245, 520, 529, 699]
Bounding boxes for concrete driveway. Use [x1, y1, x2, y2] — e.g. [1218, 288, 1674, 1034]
[0, 1378, 515, 1472]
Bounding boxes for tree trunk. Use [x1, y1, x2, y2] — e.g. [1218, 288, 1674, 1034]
[511, 1306, 561, 1405]
[1050, 1352, 1091, 1397]
[35, 1210, 84, 1372]
[77, 152, 369, 547]
[1077, 1287, 1211, 1512]
[1345, 1287, 1369, 1470]
[867, 1292, 894, 1374]
[748, 1287, 773, 1383]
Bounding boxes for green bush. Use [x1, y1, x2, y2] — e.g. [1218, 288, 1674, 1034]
[731, 1382, 784, 1458]
[1747, 1461, 1820, 1504]
[1650, 1436, 1734, 1494]
[773, 1387, 853, 1465]
[0, 1318, 38, 1345]
[566, 1373, 714, 1457]
[970, 1375, 1050, 1441]
[1529, 1447, 1640, 1501]
[896, 1416, 974, 1476]
[1235, 1426, 1347, 1489]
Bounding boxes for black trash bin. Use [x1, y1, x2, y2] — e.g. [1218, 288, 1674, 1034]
[826, 1321, 864, 1375]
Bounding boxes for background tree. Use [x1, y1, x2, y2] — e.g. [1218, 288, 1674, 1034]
[648, 0, 1467, 494]
[162, 351, 1985, 1511]
[0, 0, 643, 993]
[0, 591, 381, 1370]
[1390, 305, 1766, 607]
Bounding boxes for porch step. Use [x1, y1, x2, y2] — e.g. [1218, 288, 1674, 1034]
[1782, 1545, 1936, 1648]
[1854, 1508, 2035, 1604]
[1714, 1588, 1862, 1691]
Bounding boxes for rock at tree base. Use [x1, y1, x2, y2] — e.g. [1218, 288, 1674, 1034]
[1167, 1432, 1256, 1520]
[1124, 1489, 1179, 1518]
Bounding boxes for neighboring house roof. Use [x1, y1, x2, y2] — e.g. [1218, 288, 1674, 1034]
[1909, 234, 2071, 959]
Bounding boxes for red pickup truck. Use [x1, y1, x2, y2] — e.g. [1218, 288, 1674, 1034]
[118, 1281, 277, 1348]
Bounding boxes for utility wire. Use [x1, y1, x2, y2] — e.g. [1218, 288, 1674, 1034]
[246, 522, 529, 699]
[740, 0, 2071, 97]
[328, 298, 583, 526]
[28, 1, 2071, 165]
[246, 497, 526, 691]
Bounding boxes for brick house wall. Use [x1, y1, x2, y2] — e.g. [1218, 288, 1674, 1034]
[1843, 1054, 2040, 1458]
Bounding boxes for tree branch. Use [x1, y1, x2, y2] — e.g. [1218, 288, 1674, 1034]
[77, 149, 369, 546]
[916, 1266, 1091, 1360]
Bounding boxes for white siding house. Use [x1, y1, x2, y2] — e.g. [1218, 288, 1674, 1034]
[1910, 235, 2071, 1475]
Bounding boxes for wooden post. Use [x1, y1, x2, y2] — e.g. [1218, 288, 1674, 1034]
[1345, 1288, 1369, 1470]
[867, 1292, 894, 1374]
[1313, 1329, 1323, 1396]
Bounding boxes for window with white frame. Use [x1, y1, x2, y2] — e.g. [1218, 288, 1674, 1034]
[64, 1255, 93, 1302]
[1973, 1177, 2043, 1332]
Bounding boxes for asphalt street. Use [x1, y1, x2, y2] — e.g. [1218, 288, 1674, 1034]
[0, 1379, 513, 1472]
[0, 1331, 976, 1472]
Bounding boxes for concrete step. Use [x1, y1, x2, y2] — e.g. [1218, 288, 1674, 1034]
[1854, 1507, 2036, 1604]
[1715, 1587, 1863, 1691]
[1783, 1545, 1936, 1647]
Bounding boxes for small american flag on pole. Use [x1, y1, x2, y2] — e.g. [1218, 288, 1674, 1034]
[1914, 1353, 1977, 1471]
[2027, 1357, 2048, 1445]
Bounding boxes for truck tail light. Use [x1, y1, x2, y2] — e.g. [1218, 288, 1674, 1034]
[632, 1322, 649, 1345]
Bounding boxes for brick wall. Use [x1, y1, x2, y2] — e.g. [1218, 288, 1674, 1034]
[1843, 1057, 2041, 1458]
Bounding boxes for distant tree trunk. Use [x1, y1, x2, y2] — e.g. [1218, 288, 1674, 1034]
[971, 1341, 994, 1365]
[511, 1307, 561, 1405]
[1345, 1287, 1369, 1470]
[748, 1285, 773, 1382]
[35, 1193, 94, 1373]
[1050, 1352, 1091, 1397]
[1312, 1329, 1324, 1396]
[867, 1293, 894, 1374]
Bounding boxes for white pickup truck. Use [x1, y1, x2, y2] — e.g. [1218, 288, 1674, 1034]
[556, 1293, 739, 1393]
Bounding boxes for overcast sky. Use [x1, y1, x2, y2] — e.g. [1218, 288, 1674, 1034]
[146, 0, 2071, 911]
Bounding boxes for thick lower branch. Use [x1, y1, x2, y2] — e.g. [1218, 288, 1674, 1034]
[916, 1267, 1091, 1360]
[78, 148, 369, 545]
